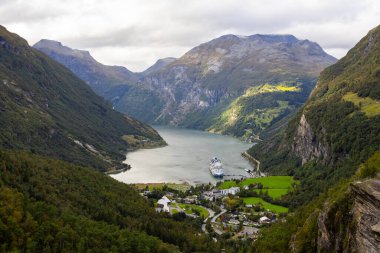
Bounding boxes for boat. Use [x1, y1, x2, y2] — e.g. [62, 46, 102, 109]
[209, 157, 224, 178]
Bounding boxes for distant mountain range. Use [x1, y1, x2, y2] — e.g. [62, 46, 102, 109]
[0, 26, 164, 171]
[34, 34, 336, 139]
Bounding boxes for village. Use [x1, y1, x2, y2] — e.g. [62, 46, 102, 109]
[135, 175, 297, 241]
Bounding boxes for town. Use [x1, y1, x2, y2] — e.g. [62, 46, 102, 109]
[134, 175, 298, 241]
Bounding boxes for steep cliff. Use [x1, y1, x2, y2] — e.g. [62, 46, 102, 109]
[290, 177, 380, 253]
[292, 114, 329, 165]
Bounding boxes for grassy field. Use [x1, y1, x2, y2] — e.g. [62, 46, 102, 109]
[343, 92, 380, 117]
[243, 197, 288, 213]
[253, 189, 289, 199]
[220, 176, 298, 190]
[177, 204, 209, 219]
[240, 176, 298, 189]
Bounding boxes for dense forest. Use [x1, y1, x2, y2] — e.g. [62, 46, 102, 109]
[0, 150, 222, 252]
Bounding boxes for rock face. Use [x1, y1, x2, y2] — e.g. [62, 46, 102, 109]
[350, 179, 380, 252]
[116, 34, 336, 134]
[292, 114, 329, 164]
[290, 178, 380, 253]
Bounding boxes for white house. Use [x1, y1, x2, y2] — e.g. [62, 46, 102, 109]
[220, 187, 240, 195]
[157, 196, 171, 212]
[259, 216, 270, 224]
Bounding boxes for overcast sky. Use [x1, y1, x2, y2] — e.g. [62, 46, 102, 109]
[1, 0, 379, 71]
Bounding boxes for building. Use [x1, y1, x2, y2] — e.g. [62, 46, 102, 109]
[156, 196, 171, 212]
[220, 187, 240, 195]
[259, 216, 270, 224]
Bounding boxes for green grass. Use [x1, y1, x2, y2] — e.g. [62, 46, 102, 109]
[219, 176, 298, 190]
[177, 204, 209, 219]
[254, 189, 289, 199]
[343, 92, 380, 117]
[219, 181, 238, 189]
[240, 176, 298, 189]
[243, 197, 288, 213]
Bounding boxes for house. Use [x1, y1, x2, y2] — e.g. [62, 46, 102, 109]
[183, 195, 197, 204]
[220, 187, 240, 195]
[259, 216, 270, 224]
[156, 196, 171, 212]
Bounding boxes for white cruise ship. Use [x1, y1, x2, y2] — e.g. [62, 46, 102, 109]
[209, 157, 224, 178]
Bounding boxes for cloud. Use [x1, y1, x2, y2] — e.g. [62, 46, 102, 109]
[0, 0, 379, 71]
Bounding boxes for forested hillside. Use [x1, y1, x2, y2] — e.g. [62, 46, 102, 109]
[0, 25, 164, 171]
[249, 25, 380, 252]
[0, 150, 220, 252]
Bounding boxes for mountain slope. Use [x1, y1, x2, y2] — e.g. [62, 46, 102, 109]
[116, 34, 336, 138]
[249, 24, 380, 253]
[0, 26, 164, 171]
[142, 57, 177, 75]
[0, 150, 218, 252]
[34, 39, 138, 103]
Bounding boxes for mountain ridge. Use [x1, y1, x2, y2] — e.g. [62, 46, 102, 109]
[0, 25, 164, 171]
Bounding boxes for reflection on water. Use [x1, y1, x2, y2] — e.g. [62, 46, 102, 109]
[111, 126, 254, 184]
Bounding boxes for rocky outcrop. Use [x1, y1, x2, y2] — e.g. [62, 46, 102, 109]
[314, 178, 380, 253]
[292, 114, 329, 165]
[350, 179, 380, 253]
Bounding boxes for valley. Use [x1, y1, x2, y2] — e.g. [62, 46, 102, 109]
[0, 4, 379, 252]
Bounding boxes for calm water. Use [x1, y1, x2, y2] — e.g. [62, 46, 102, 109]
[111, 126, 254, 184]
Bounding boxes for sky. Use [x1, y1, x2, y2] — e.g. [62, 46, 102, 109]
[0, 0, 379, 72]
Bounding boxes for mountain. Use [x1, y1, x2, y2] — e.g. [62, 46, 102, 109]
[35, 35, 336, 139]
[250, 25, 380, 252]
[0, 26, 223, 252]
[142, 57, 177, 75]
[0, 26, 164, 171]
[115, 34, 336, 138]
[34, 39, 138, 103]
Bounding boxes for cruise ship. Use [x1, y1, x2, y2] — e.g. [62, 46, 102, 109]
[209, 157, 224, 178]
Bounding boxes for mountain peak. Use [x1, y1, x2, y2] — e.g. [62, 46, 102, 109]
[34, 39, 92, 60]
[249, 34, 298, 43]
[143, 57, 177, 75]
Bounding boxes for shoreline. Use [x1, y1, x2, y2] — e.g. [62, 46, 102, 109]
[241, 151, 260, 172]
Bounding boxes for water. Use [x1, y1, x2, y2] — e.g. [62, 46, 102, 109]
[111, 126, 254, 185]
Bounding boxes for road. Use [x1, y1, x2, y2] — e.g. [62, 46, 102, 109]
[201, 207, 216, 233]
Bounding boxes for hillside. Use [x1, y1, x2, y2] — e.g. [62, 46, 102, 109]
[34, 39, 138, 103]
[115, 34, 336, 138]
[0, 26, 164, 171]
[249, 25, 380, 252]
[0, 150, 219, 252]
